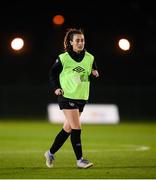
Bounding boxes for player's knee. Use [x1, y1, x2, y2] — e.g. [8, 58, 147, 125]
[63, 125, 72, 133]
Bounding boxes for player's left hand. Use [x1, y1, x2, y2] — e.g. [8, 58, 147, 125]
[92, 70, 99, 77]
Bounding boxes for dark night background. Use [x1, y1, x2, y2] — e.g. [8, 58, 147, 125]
[0, 0, 156, 119]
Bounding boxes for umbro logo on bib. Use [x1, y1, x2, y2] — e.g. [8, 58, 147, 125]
[73, 66, 85, 73]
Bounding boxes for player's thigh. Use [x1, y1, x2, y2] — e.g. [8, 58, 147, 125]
[63, 109, 81, 129]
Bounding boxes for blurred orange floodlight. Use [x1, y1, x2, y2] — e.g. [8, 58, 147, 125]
[52, 15, 65, 25]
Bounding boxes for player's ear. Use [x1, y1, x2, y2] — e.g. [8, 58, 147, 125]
[70, 40, 73, 46]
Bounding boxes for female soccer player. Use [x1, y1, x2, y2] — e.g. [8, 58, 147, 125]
[45, 28, 99, 169]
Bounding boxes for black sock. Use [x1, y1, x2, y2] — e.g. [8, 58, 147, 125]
[70, 129, 82, 160]
[50, 129, 70, 154]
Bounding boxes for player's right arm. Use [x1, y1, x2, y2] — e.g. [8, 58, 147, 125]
[49, 58, 63, 95]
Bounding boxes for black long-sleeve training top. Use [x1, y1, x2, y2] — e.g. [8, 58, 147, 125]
[49, 49, 98, 91]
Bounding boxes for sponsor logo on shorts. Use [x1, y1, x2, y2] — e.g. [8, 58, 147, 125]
[69, 102, 75, 107]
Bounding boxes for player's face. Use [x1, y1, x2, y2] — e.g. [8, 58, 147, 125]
[70, 34, 85, 53]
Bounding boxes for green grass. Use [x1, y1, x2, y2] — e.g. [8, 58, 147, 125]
[0, 119, 156, 179]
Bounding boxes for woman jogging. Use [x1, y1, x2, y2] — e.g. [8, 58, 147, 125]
[45, 28, 99, 169]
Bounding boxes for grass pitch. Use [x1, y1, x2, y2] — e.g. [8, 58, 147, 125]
[0, 119, 156, 179]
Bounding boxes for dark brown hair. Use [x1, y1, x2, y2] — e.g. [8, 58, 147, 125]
[63, 28, 84, 51]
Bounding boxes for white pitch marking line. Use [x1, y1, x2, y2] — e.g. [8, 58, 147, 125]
[0, 145, 150, 154]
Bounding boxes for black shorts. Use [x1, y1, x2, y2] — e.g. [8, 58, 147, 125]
[58, 96, 86, 112]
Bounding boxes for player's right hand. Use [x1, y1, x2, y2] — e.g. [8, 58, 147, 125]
[54, 88, 64, 96]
